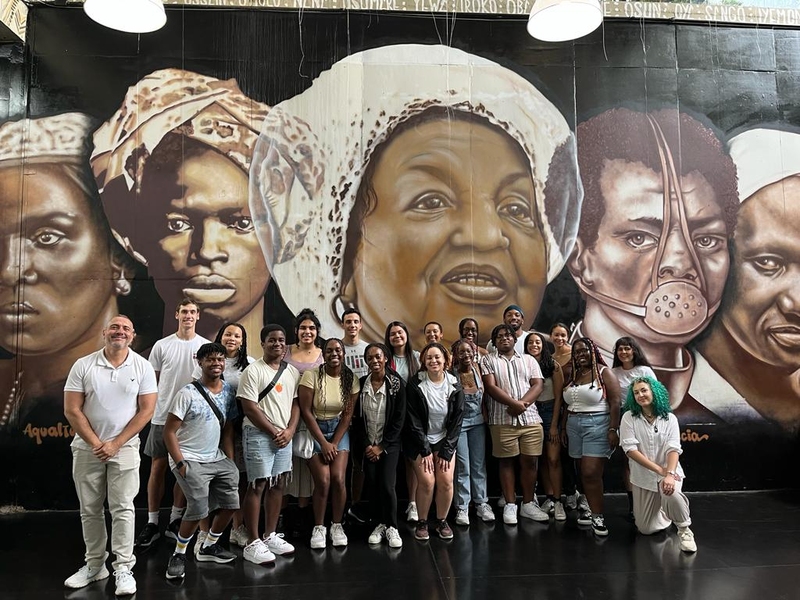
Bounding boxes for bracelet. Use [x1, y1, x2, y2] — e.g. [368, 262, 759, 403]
[666, 470, 681, 481]
[608, 427, 619, 434]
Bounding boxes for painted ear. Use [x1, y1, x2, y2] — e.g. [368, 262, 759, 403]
[567, 237, 594, 289]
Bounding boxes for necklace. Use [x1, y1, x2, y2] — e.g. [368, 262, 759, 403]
[458, 370, 476, 388]
[1, 373, 23, 428]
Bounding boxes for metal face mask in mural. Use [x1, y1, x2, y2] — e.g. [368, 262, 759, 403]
[580, 117, 715, 338]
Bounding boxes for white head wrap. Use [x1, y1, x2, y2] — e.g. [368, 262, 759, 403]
[250, 44, 581, 336]
[728, 125, 800, 202]
[0, 113, 93, 163]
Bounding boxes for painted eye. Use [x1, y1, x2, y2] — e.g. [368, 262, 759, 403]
[624, 232, 658, 250]
[227, 216, 254, 233]
[751, 255, 784, 277]
[166, 214, 192, 233]
[498, 196, 535, 227]
[694, 235, 725, 251]
[32, 229, 65, 246]
[409, 194, 451, 212]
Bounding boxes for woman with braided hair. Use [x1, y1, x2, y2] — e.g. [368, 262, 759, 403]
[299, 338, 360, 549]
[561, 337, 620, 537]
[621, 376, 697, 552]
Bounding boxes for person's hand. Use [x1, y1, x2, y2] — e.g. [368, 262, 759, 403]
[322, 441, 338, 464]
[547, 426, 561, 446]
[661, 473, 676, 496]
[273, 428, 292, 448]
[420, 454, 434, 474]
[365, 445, 382, 462]
[607, 429, 619, 450]
[178, 462, 188, 478]
[93, 439, 121, 462]
[435, 454, 451, 472]
[506, 401, 526, 417]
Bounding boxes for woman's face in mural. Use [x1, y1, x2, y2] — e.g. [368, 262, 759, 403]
[579, 158, 729, 344]
[0, 164, 116, 355]
[722, 177, 800, 372]
[348, 118, 547, 347]
[142, 147, 270, 328]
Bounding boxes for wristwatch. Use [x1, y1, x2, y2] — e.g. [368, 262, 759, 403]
[608, 427, 619, 434]
[175, 460, 186, 470]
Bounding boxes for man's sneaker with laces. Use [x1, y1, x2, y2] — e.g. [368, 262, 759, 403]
[330, 523, 348, 547]
[243, 539, 276, 565]
[114, 570, 136, 596]
[135, 523, 160, 549]
[368, 524, 387, 544]
[406, 501, 419, 522]
[678, 527, 697, 553]
[166, 553, 186, 580]
[455, 508, 470, 526]
[476, 503, 495, 522]
[541, 498, 555, 515]
[229, 524, 248, 548]
[520, 500, 550, 522]
[591, 514, 609, 537]
[386, 526, 403, 548]
[554, 501, 567, 522]
[194, 531, 208, 559]
[565, 493, 579, 511]
[578, 494, 591, 513]
[503, 503, 518, 525]
[414, 520, 429, 541]
[310, 525, 327, 549]
[435, 519, 454, 540]
[165, 518, 181, 541]
[265, 532, 295, 556]
[577, 510, 593, 526]
[197, 542, 236, 563]
[64, 564, 110, 588]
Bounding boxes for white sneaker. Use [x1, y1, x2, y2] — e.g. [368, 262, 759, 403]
[678, 527, 697, 553]
[541, 498, 555, 514]
[265, 532, 295, 556]
[229, 524, 248, 548]
[520, 500, 550, 522]
[330, 522, 348, 547]
[503, 503, 518, 525]
[406, 501, 419, 522]
[368, 524, 387, 544]
[244, 538, 276, 565]
[553, 501, 567, 522]
[113, 570, 136, 596]
[64, 564, 110, 588]
[565, 493, 578, 510]
[578, 494, 590, 513]
[194, 530, 208, 558]
[455, 508, 470, 526]
[386, 526, 403, 548]
[310, 525, 327, 549]
[476, 503, 496, 522]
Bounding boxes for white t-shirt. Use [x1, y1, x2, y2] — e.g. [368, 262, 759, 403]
[64, 348, 158, 450]
[237, 359, 301, 430]
[344, 340, 369, 379]
[613, 365, 657, 406]
[168, 381, 238, 467]
[392, 351, 420, 382]
[421, 375, 451, 445]
[149, 333, 211, 425]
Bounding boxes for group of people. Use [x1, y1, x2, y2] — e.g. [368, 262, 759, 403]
[62, 301, 697, 596]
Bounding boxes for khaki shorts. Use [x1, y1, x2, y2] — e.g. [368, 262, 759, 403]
[489, 424, 543, 458]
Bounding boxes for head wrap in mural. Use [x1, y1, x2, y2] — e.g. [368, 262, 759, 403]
[250, 43, 581, 339]
[728, 126, 800, 202]
[0, 112, 93, 163]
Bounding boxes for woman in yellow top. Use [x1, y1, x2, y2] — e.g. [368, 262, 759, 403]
[299, 338, 360, 550]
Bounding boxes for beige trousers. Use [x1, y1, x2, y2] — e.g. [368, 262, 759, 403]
[633, 477, 692, 535]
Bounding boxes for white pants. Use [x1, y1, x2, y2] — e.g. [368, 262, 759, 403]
[632, 477, 692, 535]
[71, 441, 140, 572]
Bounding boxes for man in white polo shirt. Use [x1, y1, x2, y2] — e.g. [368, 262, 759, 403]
[63, 315, 157, 596]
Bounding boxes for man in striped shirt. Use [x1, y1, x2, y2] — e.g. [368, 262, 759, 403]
[481, 324, 549, 525]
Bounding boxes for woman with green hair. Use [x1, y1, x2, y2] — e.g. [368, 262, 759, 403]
[620, 376, 697, 553]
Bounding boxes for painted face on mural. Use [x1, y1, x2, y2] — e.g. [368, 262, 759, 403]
[0, 164, 118, 355]
[573, 158, 729, 344]
[140, 146, 270, 332]
[721, 177, 800, 372]
[345, 117, 547, 348]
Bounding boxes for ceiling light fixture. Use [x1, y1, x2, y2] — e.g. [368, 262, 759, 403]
[83, 0, 167, 34]
[527, 0, 603, 42]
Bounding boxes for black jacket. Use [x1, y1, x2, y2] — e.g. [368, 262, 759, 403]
[403, 372, 465, 462]
[351, 370, 407, 454]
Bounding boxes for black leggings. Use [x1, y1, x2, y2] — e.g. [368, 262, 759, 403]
[363, 449, 400, 528]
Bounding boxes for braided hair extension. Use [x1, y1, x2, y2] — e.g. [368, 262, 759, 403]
[213, 322, 250, 372]
[570, 337, 608, 398]
[319, 338, 356, 417]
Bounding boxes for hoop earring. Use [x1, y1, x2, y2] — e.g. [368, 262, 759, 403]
[114, 270, 132, 296]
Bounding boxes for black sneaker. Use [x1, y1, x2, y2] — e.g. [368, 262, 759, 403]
[591, 514, 609, 537]
[165, 553, 186, 580]
[347, 505, 367, 524]
[197, 542, 236, 564]
[135, 523, 161, 549]
[165, 518, 181, 540]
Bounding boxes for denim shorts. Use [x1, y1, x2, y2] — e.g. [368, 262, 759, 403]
[312, 417, 350, 454]
[537, 400, 558, 432]
[566, 412, 613, 459]
[243, 425, 293, 483]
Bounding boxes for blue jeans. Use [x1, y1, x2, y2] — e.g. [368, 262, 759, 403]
[455, 423, 488, 509]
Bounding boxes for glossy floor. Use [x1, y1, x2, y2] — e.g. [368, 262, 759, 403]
[3, 491, 799, 600]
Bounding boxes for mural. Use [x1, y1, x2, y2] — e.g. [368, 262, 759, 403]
[0, 8, 798, 507]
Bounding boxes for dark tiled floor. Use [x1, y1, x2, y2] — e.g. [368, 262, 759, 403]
[3, 491, 799, 600]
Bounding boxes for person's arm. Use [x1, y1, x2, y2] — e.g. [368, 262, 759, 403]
[549, 364, 565, 444]
[241, 398, 279, 437]
[95, 391, 157, 461]
[404, 381, 431, 458]
[64, 391, 102, 449]
[221, 420, 235, 460]
[520, 378, 543, 406]
[602, 368, 622, 450]
[299, 381, 336, 463]
[331, 391, 358, 446]
[274, 396, 301, 448]
[163, 412, 187, 478]
[438, 386, 465, 467]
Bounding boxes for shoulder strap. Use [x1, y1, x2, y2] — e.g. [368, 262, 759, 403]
[192, 381, 225, 430]
[258, 361, 288, 401]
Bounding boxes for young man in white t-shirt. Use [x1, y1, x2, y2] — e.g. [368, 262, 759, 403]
[164, 343, 240, 580]
[136, 300, 211, 550]
[64, 316, 158, 596]
[238, 324, 302, 565]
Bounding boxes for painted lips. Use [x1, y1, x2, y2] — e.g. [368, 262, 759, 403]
[441, 264, 508, 302]
[769, 325, 800, 349]
[183, 274, 236, 305]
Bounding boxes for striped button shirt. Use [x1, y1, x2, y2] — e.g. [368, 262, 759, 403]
[480, 352, 543, 426]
